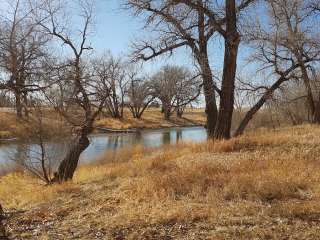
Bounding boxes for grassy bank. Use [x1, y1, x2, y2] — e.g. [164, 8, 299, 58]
[0, 108, 206, 140]
[0, 112, 25, 139]
[0, 111, 69, 140]
[96, 108, 206, 130]
[1, 125, 320, 239]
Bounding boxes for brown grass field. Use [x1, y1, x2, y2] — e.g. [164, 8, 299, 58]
[1, 124, 320, 239]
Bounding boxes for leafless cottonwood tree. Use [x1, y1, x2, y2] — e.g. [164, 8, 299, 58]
[272, 82, 309, 125]
[150, 65, 201, 120]
[125, 0, 255, 139]
[8, 100, 70, 184]
[126, 67, 155, 119]
[267, 0, 320, 123]
[233, 3, 318, 136]
[92, 54, 128, 119]
[174, 69, 202, 118]
[151, 66, 181, 120]
[0, 0, 49, 118]
[39, 0, 109, 182]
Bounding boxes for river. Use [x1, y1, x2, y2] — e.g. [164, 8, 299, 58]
[0, 126, 207, 175]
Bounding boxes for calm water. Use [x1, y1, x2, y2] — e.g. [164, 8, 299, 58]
[0, 126, 207, 174]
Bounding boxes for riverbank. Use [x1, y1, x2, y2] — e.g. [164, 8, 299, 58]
[0, 108, 206, 141]
[1, 124, 320, 239]
[0, 111, 70, 142]
[95, 108, 206, 131]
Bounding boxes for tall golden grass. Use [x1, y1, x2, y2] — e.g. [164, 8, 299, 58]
[1, 124, 320, 238]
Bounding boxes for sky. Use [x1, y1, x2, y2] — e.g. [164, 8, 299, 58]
[0, 0, 266, 80]
[0, 0, 254, 75]
[86, 0, 227, 74]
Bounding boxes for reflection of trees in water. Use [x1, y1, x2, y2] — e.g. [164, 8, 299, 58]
[12, 144, 25, 165]
[135, 131, 142, 144]
[161, 129, 183, 145]
[176, 129, 182, 143]
[106, 133, 144, 151]
[7, 140, 71, 176]
[107, 135, 121, 150]
[162, 131, 171, 144]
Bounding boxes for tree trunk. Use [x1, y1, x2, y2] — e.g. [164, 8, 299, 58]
[234, 96, 267, 137]
[234, 76, 287, 137]
[52, 131, 90, 182]
[15, 91, 23, 118]
[197, 54, 218, 139]
[177, 108, 183, 118]
[164, 105, 171, 120]
[23, 93, 29, 118]
[214, 0, 239, 139]
[297, 59, 316, 123]
[196, 4, 218, 139]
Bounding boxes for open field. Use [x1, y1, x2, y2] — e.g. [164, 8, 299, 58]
[1, 124, 320, 239]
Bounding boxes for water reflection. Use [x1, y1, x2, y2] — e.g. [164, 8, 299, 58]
[0, 126, 207, 173]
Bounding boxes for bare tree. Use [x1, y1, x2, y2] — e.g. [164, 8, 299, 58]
[150, 65, 201, 120]
[0, 0, 49, 118]
[125, 0, 256, 139]
[268, 0, 320, 123]
[233, 2, 317, 136]
[8, 100, 70, 184]
[174, 70, 202, 118]
[92, 54, 128, 119]
[126, 67, 155, 119]
[39, 0, 109, 182]
[125, 0, 219, 136]
[272, 82, 309, 125]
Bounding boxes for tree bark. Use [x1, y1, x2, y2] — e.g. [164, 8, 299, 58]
[195, 2, 218, 139]
[163, 104, 171, 120]
[234, 76, 287, 137]
[214, 0, 240, 139]
[23, 93, 29, 118]
[52, 130, 90, 182]
[197, 53, 218, 139]
[15, 91, 23, 118]
[295, 58, 320, 124]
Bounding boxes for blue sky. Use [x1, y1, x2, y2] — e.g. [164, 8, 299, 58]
[90, 0, 260, 78]
[89, 0, 228, 74]
[0, 0, 258, 76]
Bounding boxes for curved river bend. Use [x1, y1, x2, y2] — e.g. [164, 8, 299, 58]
[0, 126, 207, 174]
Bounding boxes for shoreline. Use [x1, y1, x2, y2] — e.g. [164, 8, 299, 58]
[0, 123, 205, 144]
[94, 123, 205, 133]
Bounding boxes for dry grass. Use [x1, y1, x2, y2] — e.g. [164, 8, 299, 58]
[0, 112, 27, 139]
[0, 110, 69, 140]
[0, 107, 205, 140]
[95, 108, 206, 130]
[2, 124, 320, 239]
